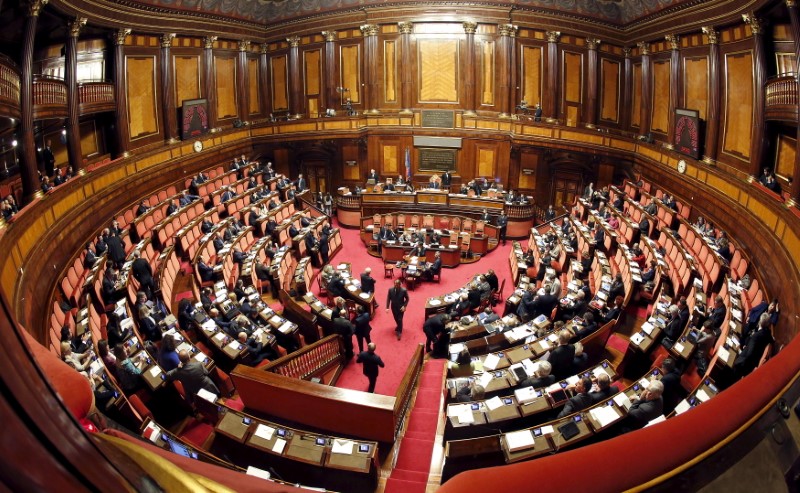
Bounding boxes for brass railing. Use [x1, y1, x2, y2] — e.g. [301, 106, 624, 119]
[33, 75, 67, 106]
[261, 334, 344, 381]
[765, 74, 798, 122]
[0, 55, 20, 117]
[78, 81, 114, 113]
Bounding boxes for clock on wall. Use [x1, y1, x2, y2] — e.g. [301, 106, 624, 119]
[193, 140, 203, 153]
[677, 159, 687, 174]
[674, 108, 701, 160]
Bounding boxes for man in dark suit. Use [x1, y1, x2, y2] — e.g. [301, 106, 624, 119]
[423, 313, 450, 353]
[360, 268, 376, 294]
[288, 223, 300, 238]
[549, 330, 576, 379]
[367, 169, 379, 183]
[166, 350, 220, 404]
[305, 232, 320, 267]
[353, 305, 372, 353]
[327, 273, 347, 297]
[356, 343, 385, 393]
[131, 250, 155, 300]
[496, 211, 508, 245]
[136, 200, 150, 217]
[319, 229, 330, 265]
[518, 360, 555, 389]
[105, 232, 126, 267]
[386, 279, 409, 340]
[734, 316, 774, 379]
[42, 140, 55, 177]
[295, 174, 307, 192]
[197, 259, 214, 282]
[623, 380, 664, 431]
[588, 373, 617, 403]
[333, 310, 356, 359]
[638, 216, 650, 239]
[658, 358, 683, 414]
[557, 377, 595, 417]
[232, 247, 246, 266]
[593, 223, 605, 247]
[441, 170, 452, 190]
[423, 252, 442, 281]
[84, 243, 98, 269]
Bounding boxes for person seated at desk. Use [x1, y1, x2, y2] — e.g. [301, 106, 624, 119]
[557, 376, 595, 418]
[239, 331, 276, 366]
[544, 273, 561, 297]
[478, 306, 500, 325]
[430, 230, 442, 244]
[428, 175, 441, 189]
[622, 380, 665, 432]
[288, 223, 300, 238]
[480, 208, 491, 223]
[600, 295, 624, 324]
[377, 225, 396, 254]
[410, 241, 427, 258]
[518, 360, 555, 389]
[561, 290, 588, 321]
[459, 184, 469, 195]
[367, 169, 379, 183]
[60, 341, 92, 373]
[360, 267, 376, 295]
[166, 199, 179, 216]
[157, 334, 181, 372]
[113, 344, 143, 393]
[572, 311, 599, 341]
[467, 282, 482, 310]
[456, 381, 486, 403]
[197, 259, 215, 283]
[327, 272, 347, 297]
[138, 305, 162, 342]
[734, 313, 775, 379]
[450, 293, 471, 319]
[384, 179, 395, 191]
[607, 214, 620, 230]
[449, 348, 477, 377]
[484, 269, 498, 293]
[476, 275, 492, 301]
[588, 373, 617, 403]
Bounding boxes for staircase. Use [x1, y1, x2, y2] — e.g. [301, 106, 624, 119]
[384, 359, 446, 493]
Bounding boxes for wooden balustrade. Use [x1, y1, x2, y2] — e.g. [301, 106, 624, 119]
[32, 75, 67, 120]
[765, 74, 799, 122]
[261, 334, 345, 383]
[0, 54, 21, 120]
[78, 81, 115, 115]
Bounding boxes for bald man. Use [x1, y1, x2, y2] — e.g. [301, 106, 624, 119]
[356, 343, 385, 393]
[166, 350, 220, 404]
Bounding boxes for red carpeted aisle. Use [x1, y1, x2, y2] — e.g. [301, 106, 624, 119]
[384, 358, 446, 493]
[322, 219, 515, 395]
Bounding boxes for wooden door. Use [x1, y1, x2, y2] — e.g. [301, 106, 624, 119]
[303, 161, 330, 193]
[551, 172, 582, 209]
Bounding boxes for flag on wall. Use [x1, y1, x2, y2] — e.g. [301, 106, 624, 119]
[405, 147, 411, 182]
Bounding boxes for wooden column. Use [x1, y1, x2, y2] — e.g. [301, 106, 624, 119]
[638, 42, 652, 137]
[259, 44, 271, 117]
[160, 33, 177, 142]
[622, 47, 632, 130]
[287, 36, 303, 118]
[65, 17, 86, 173]
[585, 38, 600, 128]
[237, 40, 250, 124]
[360, 24, 380, 114]
[702, 27, 720, 164]
[322, 31, 338, 114]
[398, 22, 414, 114]
[112, 28, 131, 158]
[744, 13, 767, 177]
[497, 24, 517, 118]
[788, 0, 800, 205]
[665, 35, 681, 148]
[20, 0, 47, 204]
[545, 31, 560, 122]
[203, 36, 218, 129]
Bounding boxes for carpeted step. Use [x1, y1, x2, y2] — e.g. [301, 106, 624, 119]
[406, 417, 439, 435]
[395, 438, 435, 471]
[390, 468, 429, 483]
[606, 333, 630, 354]
[403, 430, 434, 440]
[384, 477, 427, 493]
[414, 388, 443, 407]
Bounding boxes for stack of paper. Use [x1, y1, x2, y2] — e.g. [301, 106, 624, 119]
[514, 386, 538, 404]
[485, 396, 504, 411]
[589, 405, 619, 428]
[613, 392, 632, 410]
[504, 430, 535, 452]
[332, 439, 354, 455]
[483, 353, 501, 370]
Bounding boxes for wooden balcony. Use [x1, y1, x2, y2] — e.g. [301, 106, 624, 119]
[78, 81, 115, 115]
[765, 74, 798, 122]
[0, 54, 21, 121]
[32, 75, 67, 120]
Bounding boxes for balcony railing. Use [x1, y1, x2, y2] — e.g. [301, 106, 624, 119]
[765, 74, 798, 122]
[261, 334, 345, 383]
[32, 75, 67, 119]
[78, 81, 115, 115]
[0, 54, 21, 120]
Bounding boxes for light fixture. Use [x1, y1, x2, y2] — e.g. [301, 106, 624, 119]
[11, 140, 18, 147]
[61, 129, 67, 135]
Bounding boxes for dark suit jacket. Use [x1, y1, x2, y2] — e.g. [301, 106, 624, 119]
[354, 312, 372, 337]
[198, 262, 214, 282]
[441, 173, 451, 187]
[106, 235, 126, 264]
[386, 286, 409, 312]
[357, 351, 384, 377]
[167, 361, 220, 404]
[588, 386, 617, 404]
[735, 327, 773, 376]
[485, 273, 499, 292]
[131, 258, 153, 285]
[360, 273, 376, 293]
[627, 396, 664, 429]
[519, 374, 555, 389]
[558, 392, 595, 417]
[549, 344, 576, 379]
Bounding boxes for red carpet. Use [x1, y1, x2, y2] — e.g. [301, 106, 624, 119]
[384, 359, 446, 493]
[178, 419, 214, 448]
[175, 290, 194, 302]
[325, 220, 515, 396]
[607, 333, 630, 354]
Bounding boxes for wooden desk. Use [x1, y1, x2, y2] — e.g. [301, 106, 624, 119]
[216, 410, 251, 443]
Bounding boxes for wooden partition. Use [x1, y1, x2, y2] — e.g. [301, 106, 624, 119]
[232, 345, 423, 443]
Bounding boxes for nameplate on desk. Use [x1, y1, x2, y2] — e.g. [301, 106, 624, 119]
[420, 110, 455, 129]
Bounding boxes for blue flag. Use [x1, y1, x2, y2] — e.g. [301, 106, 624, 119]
[405, 147, 411, 182]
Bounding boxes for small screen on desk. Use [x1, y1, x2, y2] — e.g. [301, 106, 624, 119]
[315, 438, 326, 446]
[277, 429, 286, 437]
[359, 444, 370, 453]
[471, 403, 479, 411]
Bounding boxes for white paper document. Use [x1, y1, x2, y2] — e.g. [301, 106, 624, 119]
[332, 439, 354, 455]
[504, 430, 535, 452]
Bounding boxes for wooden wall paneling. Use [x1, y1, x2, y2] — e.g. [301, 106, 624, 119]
[776, 134, 796, 179]
[518, 150, 539, 192]
[722, 50, 754, 163]
[520, 44, 543, 108]
[383, 39, 398, 103]
[417, 38, 459, 103]
[79, 121, 99, 158]
[214, 55, 238, 120]
[683, 55, 709, 120]
[650, 59, 671, 134]
[381, 141, 400, 175]
[125, 54, 160, 141]
[271, 54, 289, 112]
[303, 48, 321, 117]
[600, 58, 620, 123]
[480, 39, 495, 106]
[342, 144, 361, 182]
[248, 57, 260, 116]
[339, 43, 361, 105]
[476, 144, 496, 178]
[631, 62, 642, 128]
[44, 130, 68, 167]
[173, 54, 201, 107]
[274, 147, 290, 176]
[562, 50, 583, 127]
